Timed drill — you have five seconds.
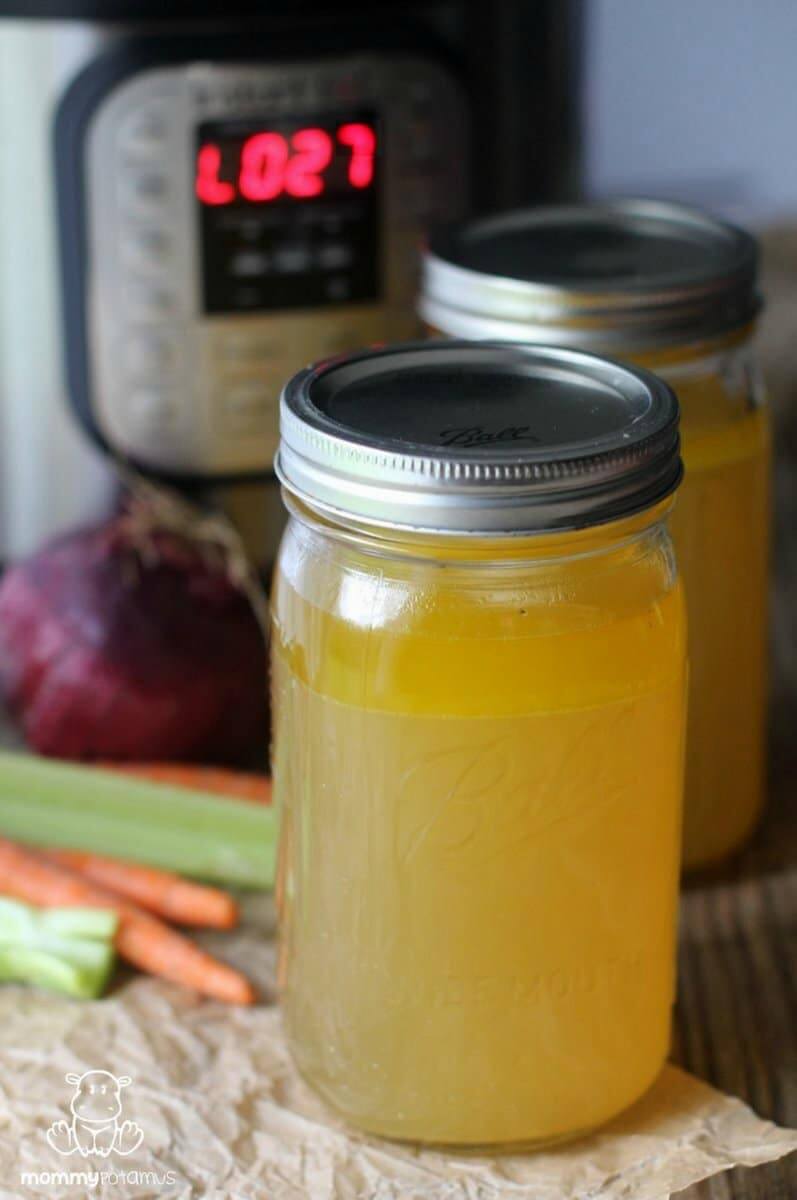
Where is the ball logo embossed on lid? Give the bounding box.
[276,341,682,535]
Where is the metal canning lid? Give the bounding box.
[421,200,761,351]
[276,341,682,535]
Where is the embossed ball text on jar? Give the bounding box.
[421,202,770,869]
[271,342,687,1148]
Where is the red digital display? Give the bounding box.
[196,121,376,206]
[197,112,380,314]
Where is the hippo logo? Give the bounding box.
[45,1070,144,1158]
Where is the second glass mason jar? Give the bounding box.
[272,341,687,1148]
[420,201,770,869]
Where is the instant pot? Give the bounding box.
[0,1,581,560]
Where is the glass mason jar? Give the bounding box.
[420,201,770,870]
[272,342,687,1148]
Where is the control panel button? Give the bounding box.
[317,243,352,271]
[125,282,178,321]
[128,387,181,436]
[231,251,271,278]
[122,227,171,273]
[273,245,311,274]
[119,169,170,216]
[125,331,177,378]
[118,101,169,156]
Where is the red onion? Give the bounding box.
[0,517,268,762]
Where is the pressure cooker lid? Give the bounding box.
[0,0,423,16]
[277,340,682,535]
[0,1,250,15]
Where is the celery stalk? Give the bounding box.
[0,752,276,888]
[0,945,116,998]
[37,907,119,940]
[0,898,118,942]
[0,897,117,998]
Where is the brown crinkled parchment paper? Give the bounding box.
[0,894,794,1200]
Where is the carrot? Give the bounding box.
[0,839,254,1004]
[41,849,239,930]
[102,763,272,805]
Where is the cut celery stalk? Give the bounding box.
[37,907,119,941]
[0,752,276,889]
[0,944,115,999]
[19,933,113,970]
[0,898,118,942]
[0,897,118,998]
